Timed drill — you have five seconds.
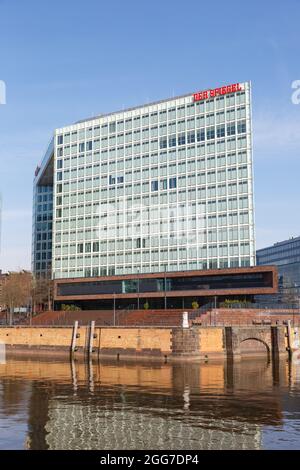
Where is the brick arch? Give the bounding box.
[229,327,273,357]
[239,337,270,356]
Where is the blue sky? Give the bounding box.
[0,0,300,271]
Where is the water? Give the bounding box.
[0,356,299,450]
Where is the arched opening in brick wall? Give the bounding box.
[240,338,270,357]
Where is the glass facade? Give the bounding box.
[33,82,255,280]
[32,139,54,278]
[57,273,271,297]
[257,236,300,301]
[32,185,53,276]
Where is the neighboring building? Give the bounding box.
[32,140,54,278]
[257,236,300,304]
[33,81,278,309]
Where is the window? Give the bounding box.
[206,127,215,140]
[150,112,158,124]
[160,137,168,149]
[237,120,246,134]
[177,106,185,118]
[178,133,186,145]
[169,135,176,147]
[197,129,205,142]
[151,180,158,191]
[216,125,225,138]
[161,179,168,190]
[169,177,177,189]
[187,131,195,144]
[109,122,116,133]
[159,110,167,121]
[93,242,99,252]
[227,123,236,136]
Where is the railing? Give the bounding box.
[188,302,213,321]
[2,306,209,327]
[219,302,300,310]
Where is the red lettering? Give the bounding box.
[194,83,243,102]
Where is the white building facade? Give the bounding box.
[33,81,255,280]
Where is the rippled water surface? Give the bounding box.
[0,356,299,450]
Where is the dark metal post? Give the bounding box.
[137,268,140,310]
[113,292,116,326]
[164,266,167,310]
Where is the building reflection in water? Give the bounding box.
[0,355,298,450]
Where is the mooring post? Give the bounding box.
[287,320,292,359]
[182,311,189,328]
[287,320,300,360]
[88,321,96,357]
[71,321,79,357]
[0,341,5,364]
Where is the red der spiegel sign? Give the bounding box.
[193,83,243,102]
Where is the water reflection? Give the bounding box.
[0,356,299,450]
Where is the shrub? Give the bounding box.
[220,298,250,308]
[61,304,80,311]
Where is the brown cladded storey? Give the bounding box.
[53,265,278,303]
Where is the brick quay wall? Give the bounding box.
[0,325,292,361]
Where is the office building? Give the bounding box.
[257,236,300,304]
[33,81,277,309]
